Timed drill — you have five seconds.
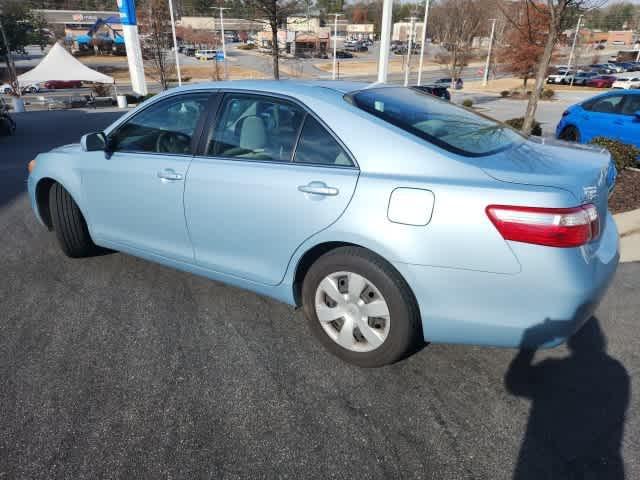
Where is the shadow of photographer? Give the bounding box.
[505,317,630,480]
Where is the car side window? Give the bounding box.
[620,95,640,116]
[585,95,624,114]
[206,94,305,162]
[109,94,209,154]
[293,116,353,167]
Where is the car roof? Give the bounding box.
[169,79,372,97]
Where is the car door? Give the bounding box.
[578,93,625,142]
[616,94,640,149]
[82,92,211,262]
[184,92,359,286]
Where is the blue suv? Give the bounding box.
[556,91,640,152]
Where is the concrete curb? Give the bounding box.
[614,208,640,263]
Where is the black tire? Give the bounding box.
[302,246,422,367]
[559,125,580,142]
[49,182,97,258]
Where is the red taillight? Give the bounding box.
[486,204,600,248]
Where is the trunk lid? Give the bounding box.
[479,138,615,236]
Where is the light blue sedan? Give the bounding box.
[27,81,619,366]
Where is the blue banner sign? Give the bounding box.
[116,0,137,26]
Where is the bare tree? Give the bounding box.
[242,0,302,79]
[139,0,176,90]
[502,0,604,134]
[430,0,488,83]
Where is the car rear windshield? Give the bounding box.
[346,87,525,157]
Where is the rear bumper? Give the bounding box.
[395,212,619,348]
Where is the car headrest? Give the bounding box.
[239,115,266,151]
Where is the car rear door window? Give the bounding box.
[293,116,353,167]
[206,94,305,162]
[109,94,209,154]
[620,95,640,115]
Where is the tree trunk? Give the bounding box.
[522,21,557,135]
[271,21,280,80]
[523,76,528,89]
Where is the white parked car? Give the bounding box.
[195,49,217,60]
[612,76,640,89]
[1,83,41,94]
[547,71,575,84]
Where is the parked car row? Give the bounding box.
[1,80,84,94]
[547,62,640,86]
[1,83,41,94]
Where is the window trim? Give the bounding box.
[196,89,359,170]
[106,92,214,157]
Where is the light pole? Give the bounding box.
[567,14,583,87]
[416,0,430,86]
[331,13,343,80]
[211,6,230,79]
[377,0,393,83]
[482,18,496,87]
[404,17,416,86]
[168,0,182,86]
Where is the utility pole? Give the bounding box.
[416,0,430,86]
[168,0,182,86]
[567,14,583,88]
[211,6,230,79]
[377,0,393,83]
[331,13,343,80]
[404,17,416,86]
[482,18,496,87]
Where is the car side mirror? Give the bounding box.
[635,111,640,121]
[81,132,107,152]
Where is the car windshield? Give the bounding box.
[346,87,525,157]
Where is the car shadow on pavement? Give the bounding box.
[0,109,125,211]
[505,317,629,480]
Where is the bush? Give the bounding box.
[462,98,473,108]
[500,90,510,98]
[589,137,640,171]
[238,43,256,50]
[504,117,543,137]
[540,88,555,100]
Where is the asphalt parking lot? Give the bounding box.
[1,109,639,479]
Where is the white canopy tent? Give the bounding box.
[18,42,114,86]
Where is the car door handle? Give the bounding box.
[157,169,183,181]
[298,182,339,196]
[613,120,624,125]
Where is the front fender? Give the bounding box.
[29,152,91,232]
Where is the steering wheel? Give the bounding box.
[156,131,191,154]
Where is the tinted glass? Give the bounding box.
[347,87,524,157]
[587,95,624,114]
[294,116,352,166]
[207,94,305,161]
[110,94,209,154]
[621,94,640,115]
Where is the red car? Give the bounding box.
[586,75,617,88]
[43,80,83,89]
